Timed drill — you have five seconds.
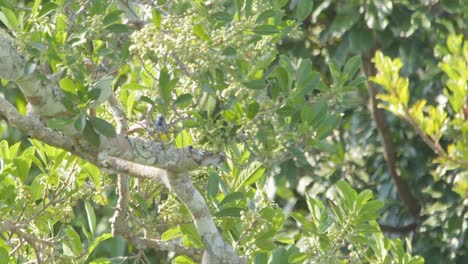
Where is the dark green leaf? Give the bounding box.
[102,10,124,26]
[74,114,86,133]
[207,172,219,198]
[89,117,116,137]
[104,24,129,33]
[343,55,362,78]
[256,9,280,23]
[295,0,313,21]
[83,120,100,146]
[297,60,320,92]
[214,207,243,217]
[159,67,171,103]
[222,46,237,56]
[246,101,259,120]
[243,79,266,90]
[253,24,279,35]
[276,105,296,116]
[175,94,193,108]
[275,66,290,91]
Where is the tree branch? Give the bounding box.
[379,223,418,234]
[110,173,204,261]
[108,94,129,134]
[362,53,421,219]
[98,155,244,263]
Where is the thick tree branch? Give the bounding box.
[110,173,204,261]
[98,155,244,263]
[108,94,129,134]
[362,53,421,219]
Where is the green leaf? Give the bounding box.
[47,117,74,129]
[246,101,259,120]
[159,67,171,103]
[219,192,245,207]
[289,252,307,263]
[315,113,339,139]
[37,2,58,17]
[277,236,295,244]
[63,227,83,257]
[271,247,288,264]
[193,23,211,42]
[336,180,357,208]
[83,120,100,146]
[276,105,297,116]
[175,129,193,148]
[152,9,162,29]
[103,10,124,26]
[0,7,18,31]
[0,247,10,263]
[60,77,77,93]
[260,207,285,230]
[161,227,183,241]
[175,93,193,108]
[180,224,202,246]
[214,207,243,217]
[104,24,128,33]
[89,116,116,137]
[343,55,362,78]
[81,162,101,190]
[199,93,218,117]
[255,237,276,251]
[297,60,319,92]
[235,161,265,190]
[172,255,197,264]
[253,24,279,35]
[275,66,290,91]
[13,150,34,181]
[295,0,313,21]
[222,46,237,56]
[74,113,86,133]
[84,200,96,237]
[276,0,288,7]
[207,172,219,198]
[121,83,148,90]
[243,79,266,90]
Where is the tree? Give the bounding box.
[0,0,460,263]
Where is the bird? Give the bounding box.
[154,114,169,142]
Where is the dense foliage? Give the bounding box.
[0,0,466,263]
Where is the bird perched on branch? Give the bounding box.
[154,114,169,142]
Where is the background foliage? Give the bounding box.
[0,0,466,263]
